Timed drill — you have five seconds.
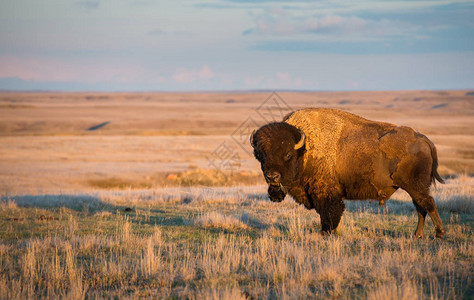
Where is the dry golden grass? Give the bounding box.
[194,211,249,230]
[0,176,472,299]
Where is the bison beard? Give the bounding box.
[251,108,446,238]
[268,184,286,202]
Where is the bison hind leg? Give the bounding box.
[392,153,445,238]
[410,191,445,239]
[320,198,345,235]
[412,200,427,239]
[394,177,445,239]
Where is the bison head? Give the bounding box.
[250,122,305,202]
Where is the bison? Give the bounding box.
[250,108,445,238]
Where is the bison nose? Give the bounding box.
[265,171,281,184]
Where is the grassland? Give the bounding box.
[1,176,472,298]
[0,90,473,298]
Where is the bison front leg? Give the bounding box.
[268,184,286,202]
[319,198,345,235]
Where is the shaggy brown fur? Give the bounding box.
[251,108,445,238]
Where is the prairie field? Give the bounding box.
[0,90,473,299]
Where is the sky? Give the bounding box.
[0,0,473,91]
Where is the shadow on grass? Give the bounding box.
[1,194,194,231]
[2,194,114,213]
[244,192,268,202]
[357,226,405,239]
[344,199,414,215]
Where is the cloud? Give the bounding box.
[276,71,291,83]
[0,54,166,85]
[148,29,165,35]
[243,8,420,40]
[129,0,154,6]
[227,0,473,16]
[0,55,75,82]
[249,40,424,54]
[172,65,214,83]
[242,28,254,35]
[75,1,100,10]
[304,15,367,35]
[226,0,312,2]
[243,72,310,89]
[198,65,214,79]
[172,69,193,83]
[193,3,239,9]
[148,29,192,37]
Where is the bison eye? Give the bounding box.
[254,151,263,162]
[285,153,292,161]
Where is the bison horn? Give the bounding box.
[250,130,256,147]
[294,130,305,150]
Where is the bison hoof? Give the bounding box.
[413,233,424,239]
[435,228,445,239]
[321,230,332,236]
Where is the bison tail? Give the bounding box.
[420,134,445,185]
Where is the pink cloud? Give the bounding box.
[198,65,214,79]
[0,55,77,82]
[247,9,417,39]
[172,68,196,83]
[276,72,291,83]
[244,72,311,89]
[0,54,165,85]
[172,65,214,83]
